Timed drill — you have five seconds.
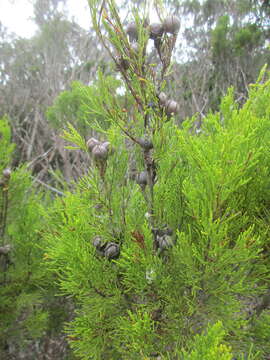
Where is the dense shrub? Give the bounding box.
[42,5,270,353]
[0,116,70,358]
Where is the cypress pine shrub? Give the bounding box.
[43,1,270,359]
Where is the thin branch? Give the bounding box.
[32,177,65,196]
[0,182,9,240]
[26,147,53,169]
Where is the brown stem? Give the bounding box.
[0,186,3,239]
[143,149,156,231]
[0,183,9,239]
[94,3,144,113]
[120,68,144,111]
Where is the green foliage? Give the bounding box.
[180,322,233,360]
[250,310,270,357]
[114,310,157,358]
[0,167,54,352]
[46,81,90,130]
[0,116,15,171]
[43,69,270,359]
[211,15,231,59]
[46,76,123,134]
[41,2,270,358]
[62,122,88,151]
[0,120,68,356]
[233,24,262,54]
[211,15,264,60]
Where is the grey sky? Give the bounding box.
[0,0,90,37]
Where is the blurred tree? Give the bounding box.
[0,0,109,185]
[160,0,270,121]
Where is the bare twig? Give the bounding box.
[27,109,39,161]
[32,177,65,196]
[26,147,53,169]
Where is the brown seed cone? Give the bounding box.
[165,99,179,116]
[149,23,164,40]
[163,16,180,35]
[126,22,138,41]
[136,171,148,186]
[158,92,167,107]
[92,144,109,160]
[87,137,100,152]
[2,168,11,179]
[104,242,120,259]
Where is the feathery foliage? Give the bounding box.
[42,0,270,358]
